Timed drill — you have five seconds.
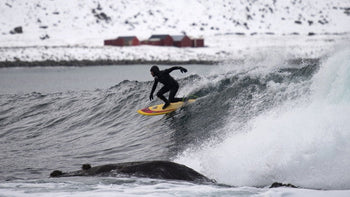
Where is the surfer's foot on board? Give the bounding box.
[162,102,170,109]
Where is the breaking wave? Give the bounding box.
[1,49,349,190]
[176,48,350,190]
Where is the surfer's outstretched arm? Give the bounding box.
[165,66,187,74]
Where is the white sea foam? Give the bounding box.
[176,48,350,190]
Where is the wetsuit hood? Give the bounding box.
[150,65,160,75]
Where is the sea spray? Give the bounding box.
[175,48,350,189]
[311,48,350,104]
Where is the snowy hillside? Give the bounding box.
[0,0,350,64]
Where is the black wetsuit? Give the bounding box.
[150,66,187,108]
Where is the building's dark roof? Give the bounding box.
[149,35,171,40]
[171,35,186,41]
[118,36,137,41]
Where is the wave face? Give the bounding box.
[176,49,350,189]
[1,50,349,190]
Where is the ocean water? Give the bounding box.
[0,49,350,196]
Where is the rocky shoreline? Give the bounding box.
[0,59,218,67]
[0,58,320,67]
[2,33,345,68]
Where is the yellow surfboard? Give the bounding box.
[137,99,195,116]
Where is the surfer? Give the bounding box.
[149,65,187,109]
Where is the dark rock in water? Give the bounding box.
[50,170,63,177]
[50,160,215,183]
[10,26,23,34]
[270,182,297,188]
[40,34,50,40]
[82,164,92,170]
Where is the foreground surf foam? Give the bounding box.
[176,48,350,189]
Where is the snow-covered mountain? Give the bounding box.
[2,0,350,45]
[0,0,349,63]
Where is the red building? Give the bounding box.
[172,35,192,47]
[143,35,173,46]
[191,38,204,47]
[104,36,140,46]
[105,34,204,48]
[140,40,161,46]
